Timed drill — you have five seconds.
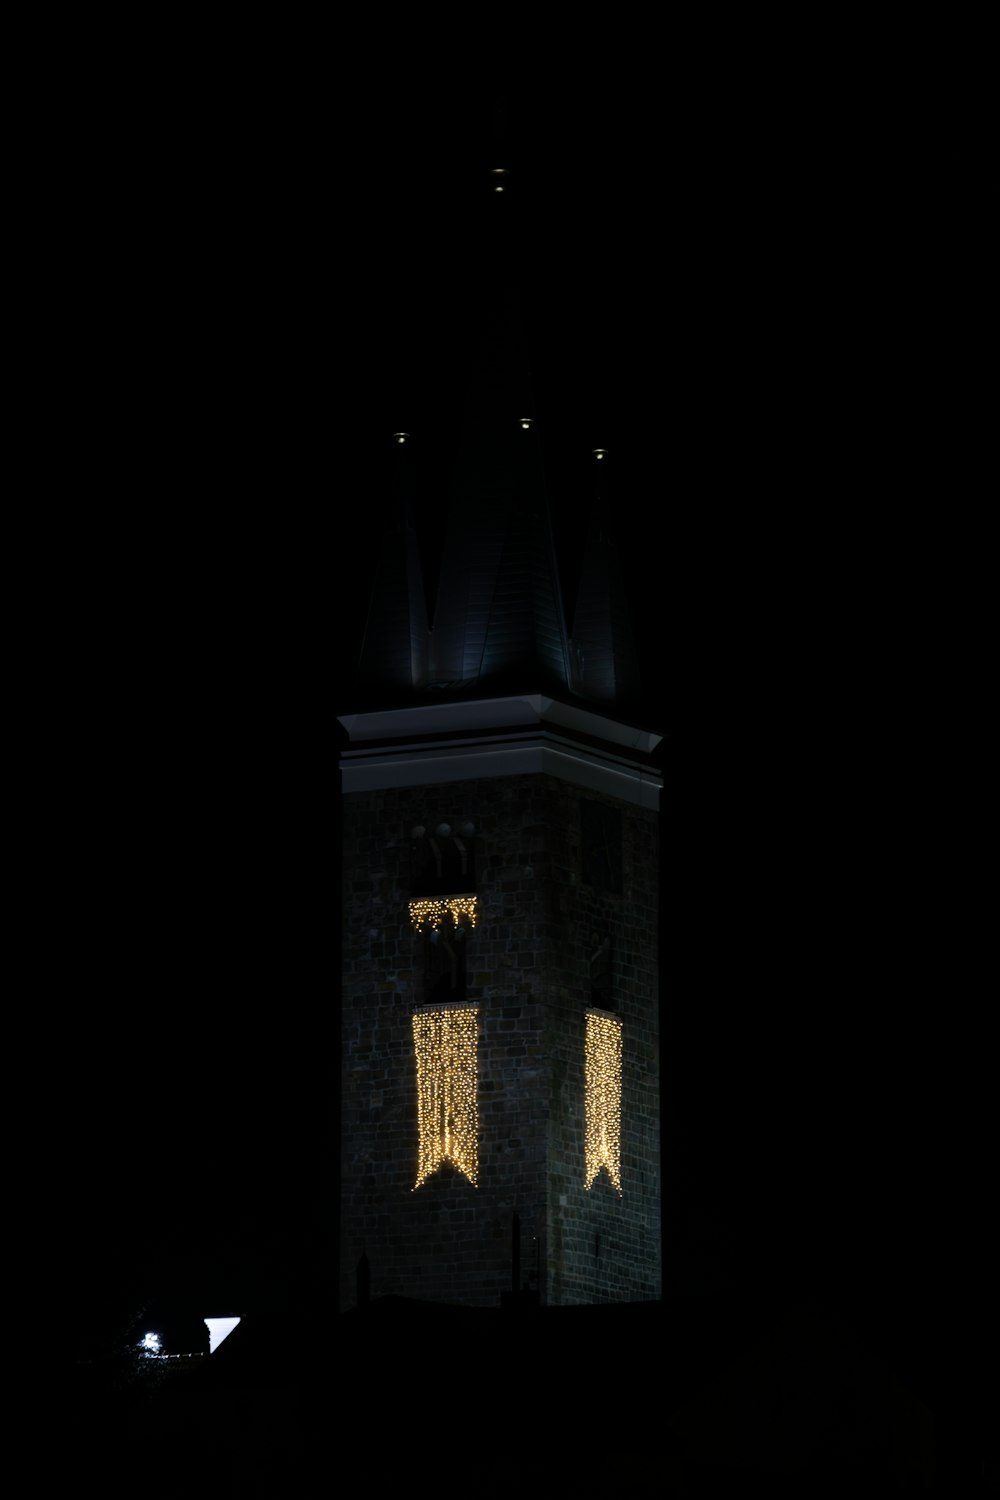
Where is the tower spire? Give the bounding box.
[427,162,572,697]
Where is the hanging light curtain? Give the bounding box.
[585,1009,623,1194]
[412,1005,480,1188]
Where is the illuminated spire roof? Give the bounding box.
[429,290,572,696]
[355,158,644,720]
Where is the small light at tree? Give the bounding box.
[140,1332,162,1354]
[585,1010,623,1194]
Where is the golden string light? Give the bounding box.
[408,896,479,934]
[585,1010,623,1194]
[412,1005,480,1189]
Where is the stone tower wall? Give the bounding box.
[340,772,660,1310]
[540,776,661,1303]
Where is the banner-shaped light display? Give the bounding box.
[412,1005,479,1188]
[585,1009,623,1194]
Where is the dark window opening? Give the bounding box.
[581,800,622,895]
[589,932,615,1012]
[424,919,469,1004]
[411,830,477,898]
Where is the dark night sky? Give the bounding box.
[63,68,989,1358]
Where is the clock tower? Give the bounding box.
[338,177,662,1310]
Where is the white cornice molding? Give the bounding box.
[338,694,663,755]
[339,710,663,810]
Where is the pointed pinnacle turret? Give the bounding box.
[570,449,642,705]
[357,432,429,694]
